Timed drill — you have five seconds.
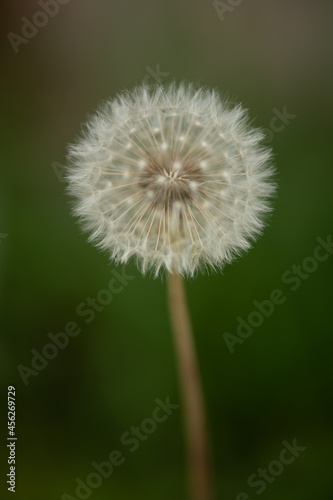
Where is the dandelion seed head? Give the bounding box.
[67,83,276,277]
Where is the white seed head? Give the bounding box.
[67,83,276,277]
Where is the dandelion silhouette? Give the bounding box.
[67,83,275,500]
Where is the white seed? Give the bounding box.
[156,175,166,184]
[146,190,154,200]
[138,159,146,169]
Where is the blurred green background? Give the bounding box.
[1,1,333,499]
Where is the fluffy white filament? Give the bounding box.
[67,83,275,277]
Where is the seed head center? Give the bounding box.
[138,155,203,209]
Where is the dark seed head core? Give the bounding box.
[138,152,204,210]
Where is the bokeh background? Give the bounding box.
[1,1,333,499]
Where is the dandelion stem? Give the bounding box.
[167,272,214,500]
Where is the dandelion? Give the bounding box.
[67,83,275,500]
[67,83,274,278]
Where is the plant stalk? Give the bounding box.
[167,272,214,500]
